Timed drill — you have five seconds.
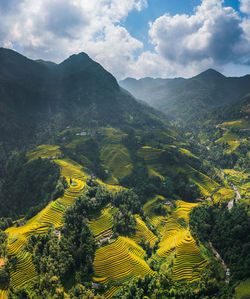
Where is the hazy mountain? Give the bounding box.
[0,48,164,149]
[120,69,250,121]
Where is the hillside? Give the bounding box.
[0,48,163,150]
[120,69,250,121]
[0,49,249,299]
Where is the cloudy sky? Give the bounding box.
[1,0,250,79]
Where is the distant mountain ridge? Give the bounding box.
[120,69,250,121]
[0,48,164,149]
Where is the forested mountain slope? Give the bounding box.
[0,48,163,150]
[0,49,249,299]
[120,69,250,121]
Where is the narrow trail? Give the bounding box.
[209,241,230,284]
[233,185,241,201]
[228,185,241,210]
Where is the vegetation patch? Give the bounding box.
[235,278,250,299]
[213,188,235,203]
[93,236,155,286]
[89,205,114,236]
[27,145,61,161]
[100,144,133,181]
[131,215,158,247]
[217,119,249,129]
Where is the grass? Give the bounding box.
[27,144,61,161]
[227,140,240,153]
[0,290,7,299]
[217,119,249,129]
[215,131,239,144]
[5,155,88,290]
[178,148,199,160]
[93,236,154,285]
[240,182,250,200]
[101,127,128,144]
[223,169,249,185]
[172,234,207,282]
[104,286,119,299]
[156,201,198,258]
[59,127,82,136]
[143,195,169,228]
[100,144,133,180]
[89,205,114,236]
[214,130,245,152]
[146,199,208,282]
[5,145,129,292]
[65,137,90,149]
[131,215,158,247]
[213,188,235,203]
[235,278,250,299]
[137,146,165,179]
[186,165,219,197]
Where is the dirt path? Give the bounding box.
[228,185,241,210]
[233,185,241,201]
[209,241,230,284]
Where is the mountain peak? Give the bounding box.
[59,52,92,67]
[195,68,226,80]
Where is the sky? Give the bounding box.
[1,0,250,80]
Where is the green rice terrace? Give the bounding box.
[0,125,249,299]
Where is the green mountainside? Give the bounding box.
[0,49,249,299]
[120,69,250,121]
[0,48,162,149]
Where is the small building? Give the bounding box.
[92,282,101,290]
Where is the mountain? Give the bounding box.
[0,49,249,299]
[120,69,250,121]
[0,48,163,149]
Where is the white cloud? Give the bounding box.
[0,0,147,78]
[0,0,250,79]
[149,0,244,65]
[240,0,250,15]
[127,0,250,79]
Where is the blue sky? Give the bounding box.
[125,0,203,49]
[124,0,240,51]
[0,0,250,79]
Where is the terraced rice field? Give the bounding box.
[100,144,133,180]
[10,251,37,288]
[143,195,168,228]
[215,131,239,144]
[240,182,250,199]
[4,155,88,293]
[137,146,165,179]
[224,169,249,186]
[89,206,114,236]
[27,144,62,161]
[4,146,127,295]
[0,290,7,299]
[143,198,207,281]
[186,165,219,197]
[217,119,249,129]
[235,278,250,299]
[55,158,87,181]
[93,236,154,285]
[101,127,128,144]
[156,201,198,258]
[213,187,235,203]
[104,286,119,299]
[178,148,199,160]
[172,235,207,282]
[131,215,158,247]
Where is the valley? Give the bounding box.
[0,49,249,299]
